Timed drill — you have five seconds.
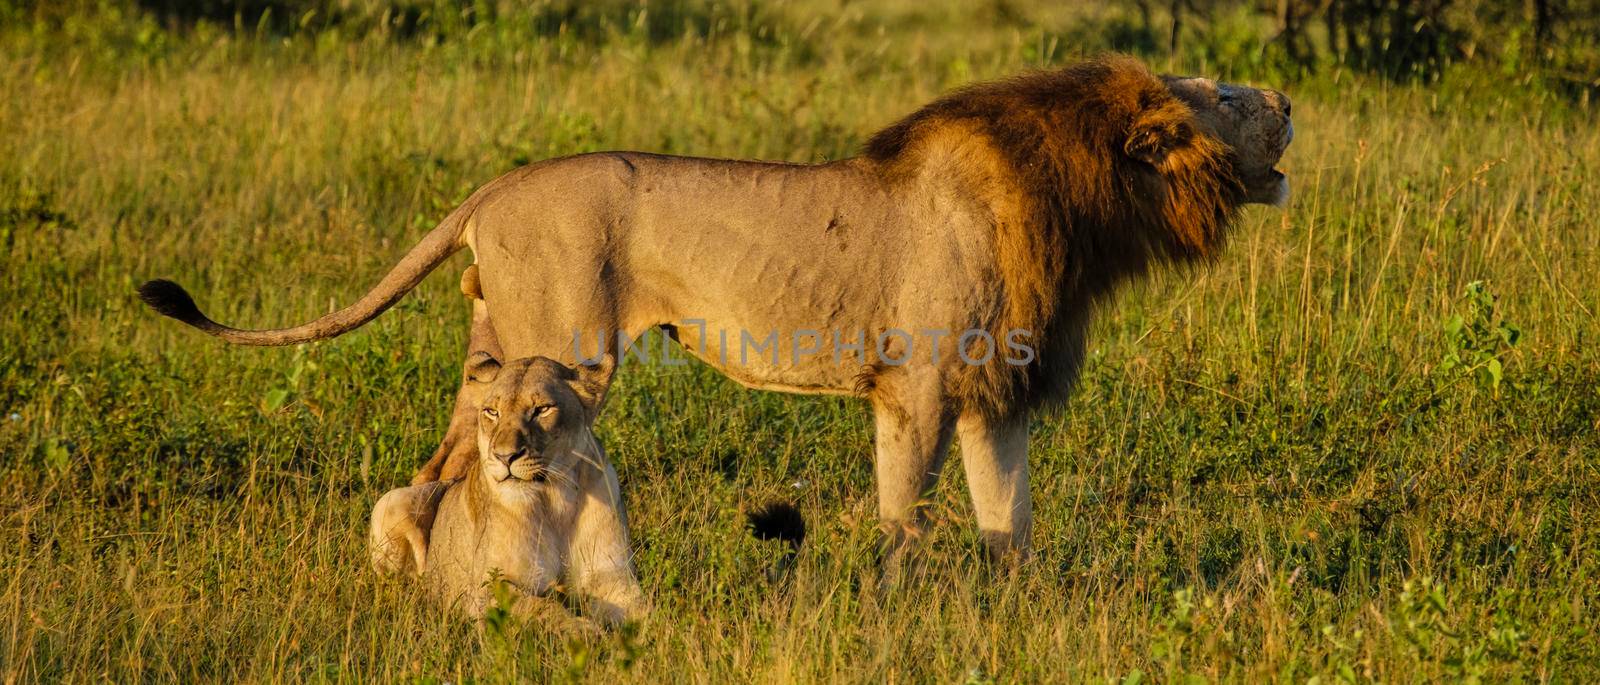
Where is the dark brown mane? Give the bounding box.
[864,56,1246,417]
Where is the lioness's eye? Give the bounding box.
[482,407,499,420]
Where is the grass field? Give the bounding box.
[2,1,1598,682]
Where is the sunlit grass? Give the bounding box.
[2,1,1597,681]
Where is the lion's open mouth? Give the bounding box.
[1257,126,1292,203]
[1273,121,1294,179]
[1265,166,1291,206]
[1244,152,1291,206]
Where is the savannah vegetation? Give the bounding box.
[2,0,1597,681]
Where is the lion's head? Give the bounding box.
[466,354,615,487]
[1162,76,1293,206]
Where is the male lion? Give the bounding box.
[370,354,646,628]
[142,57,1292,561]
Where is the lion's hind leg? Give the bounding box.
[414,296,505,485]
[868,370,957,582]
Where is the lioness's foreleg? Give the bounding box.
[870,372,957,571]
[957,411,1032,561]
[470,586,602,638]
[569,461,647,626]
[509,593,604,637]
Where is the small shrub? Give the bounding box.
[1440,281,1521,396]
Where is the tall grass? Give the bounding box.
[2,1,1597,681]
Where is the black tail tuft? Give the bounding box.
[138,279,210,328]
[746,501,806,551]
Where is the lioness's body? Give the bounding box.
[146,57,1293,561]
[426,439,640,625]
[370,356,644,627]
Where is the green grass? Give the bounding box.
[3,1,1598,681]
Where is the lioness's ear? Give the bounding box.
[568,354,616,420]
[466,351,502,384]
[1125,106,1194,167]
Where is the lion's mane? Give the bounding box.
[864,56,1247,417]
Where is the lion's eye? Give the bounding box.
[534,405,555,418]
[482,407,499,420]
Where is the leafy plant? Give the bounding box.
[1150,587,1229,683]
[1391,578,1531,682]
[481,571,516,641]
[1441,281,1521,396]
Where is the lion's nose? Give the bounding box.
[493,447,527,466]
[1269,89,1291,118]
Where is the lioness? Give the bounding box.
[144,57,1292,561]
[370,354,646,627]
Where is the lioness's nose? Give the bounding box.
[493,447,527,466]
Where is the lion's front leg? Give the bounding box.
[957,411,1032,562]
[870,372,957,579]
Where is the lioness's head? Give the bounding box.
[465,353,616,487]
[1162,76,1294,206]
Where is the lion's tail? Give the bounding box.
[139,198,477,347]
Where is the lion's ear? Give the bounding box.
[466,351,501,385]
[1125,108,1194,167]
[568,353,616,420]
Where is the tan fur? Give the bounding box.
[459,264,483,300]
[369,355,644,629]
[861,58,1289,415]
[149,57,1292,560]
[411,295,501,485]
[370,480,449,576]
